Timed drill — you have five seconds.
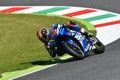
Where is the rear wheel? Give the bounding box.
[62,42,85,59]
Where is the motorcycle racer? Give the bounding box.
[37,21,93,58]
[37,27,57,57]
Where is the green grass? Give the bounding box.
[0,13,95,78]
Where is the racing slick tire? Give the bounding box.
[93,38,105,54]
[62,42,85,60]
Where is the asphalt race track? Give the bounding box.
[15,39,120,80]
[0,0,120,80]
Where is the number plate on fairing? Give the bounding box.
[75,32,85,41]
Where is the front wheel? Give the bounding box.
[93,38,105,54]
[62,42,85,60]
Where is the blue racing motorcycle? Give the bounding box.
[49,25,105,59]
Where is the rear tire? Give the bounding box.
[62,42,85,60]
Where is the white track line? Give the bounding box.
[96,24,120,45]
[90,16,120,25]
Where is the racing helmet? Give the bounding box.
[37,27,49,43]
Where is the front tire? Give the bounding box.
[93,38,105,54]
